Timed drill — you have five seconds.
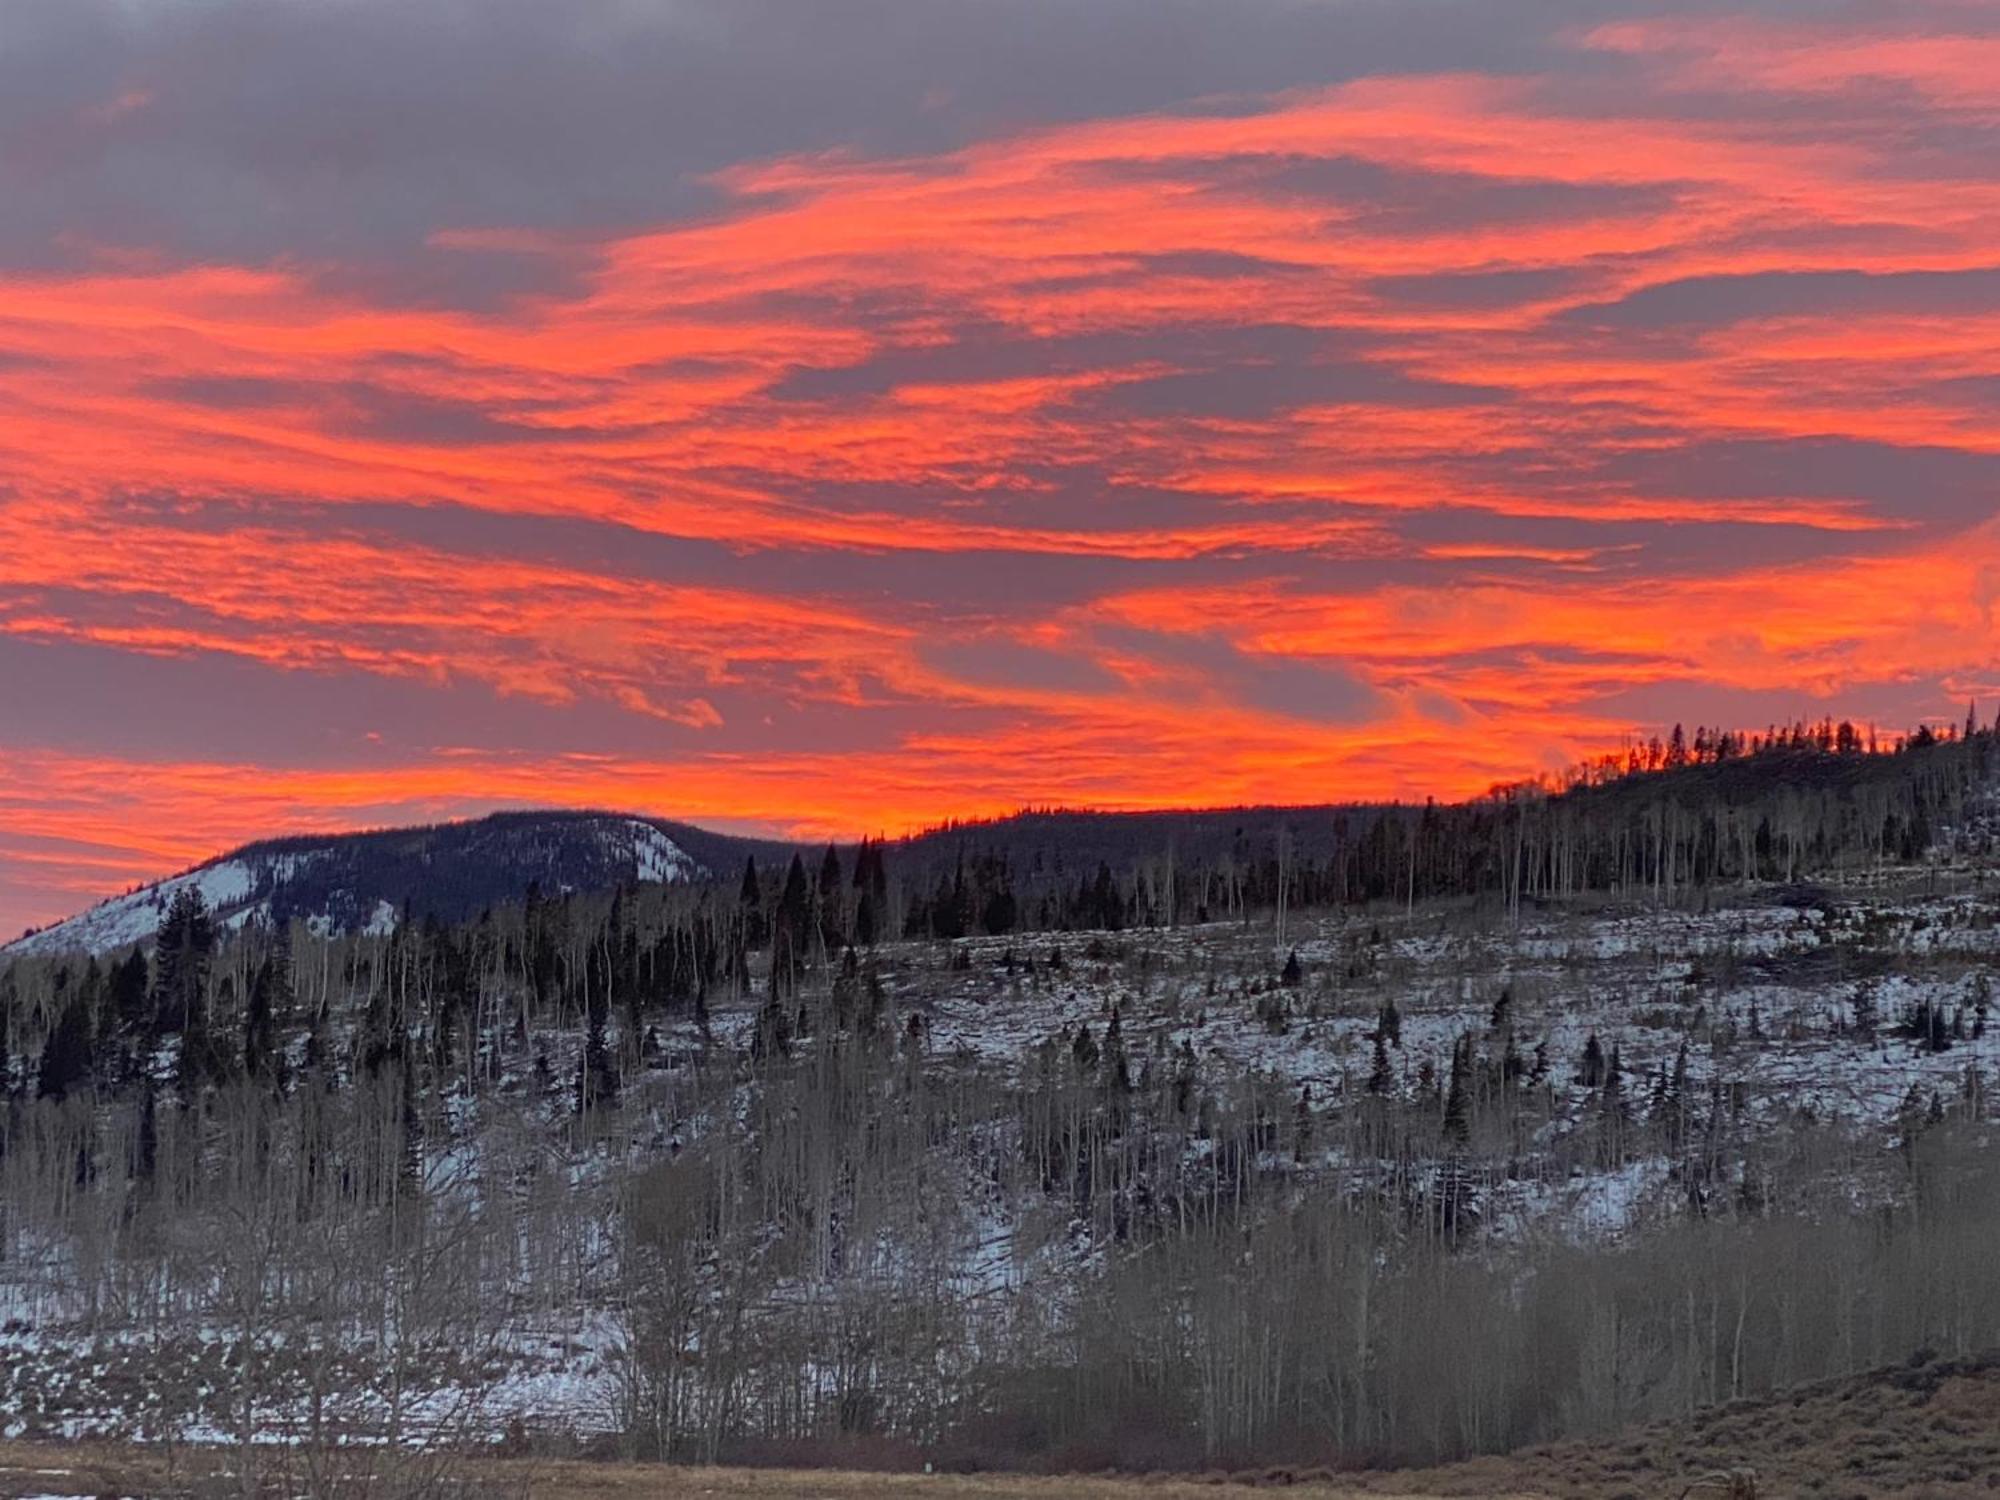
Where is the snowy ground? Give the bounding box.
[4,866,1995,1446]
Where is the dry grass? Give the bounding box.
[0,1443,1514,1500]
[1387,1350,2000,1500]
[5,1351,1996,1499]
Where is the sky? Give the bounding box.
[1,0,1997,935]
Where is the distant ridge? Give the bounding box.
[7,801,1403,956]
[12,717,1993,956]
[4,810,794,957]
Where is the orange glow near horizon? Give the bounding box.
[2,1,1998,933]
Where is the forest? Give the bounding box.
[0,716,1996,1487]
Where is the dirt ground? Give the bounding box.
[4,1350,1995,1499]
[0,1445,1502,1500]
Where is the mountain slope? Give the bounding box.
[5,811,749,956]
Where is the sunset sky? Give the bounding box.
[2,0,1997,935]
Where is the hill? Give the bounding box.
[3,811,798,957]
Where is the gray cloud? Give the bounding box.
[1567,268,2000,329]
[0,0,1702,292]
[1102,627,1388,725]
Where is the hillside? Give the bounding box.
[1393,1349,2000,1498]
[4,812,760,957]
[3,857,1998,1470]
[1,724,1996,1483]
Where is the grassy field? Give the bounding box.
[0,1445,1504,1500]
[3,1350,1996,1498]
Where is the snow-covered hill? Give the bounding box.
[6,812,709,957]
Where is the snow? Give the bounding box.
[6,854,1998,1446]
[4,858,257,958]
[628,821,695,884]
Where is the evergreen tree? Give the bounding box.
[1280,949,1303,987]
[851,839,889,947]
[1851,983,1878,1040]
[37,997,94,1102]
[816,843,845,951]
[1601,1044,1627,1116]
[150,885,214,1036]
[771,853,812,990]
[778,852,811,940]
[577,983,620,1113]
[1367,1028,1396,1095]
[243,959,279,1083]
[1103,1006,1132,1093]
[1577,1031,1606,1088]
[1070,1023,1099,1075]
[108,949,150,1033]
[1442,1035,1471,1145]
[1173,1039,1197,1114]
[1666,1041,1691,1146]
[738,857,767,949]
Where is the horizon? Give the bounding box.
[19,703,1973,937]
[4,0,1998,937]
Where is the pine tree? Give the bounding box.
[37,997,94,1102]
[816,843,845,951]
[577,984,620,1113]
[1667,1041,1691,1146]
[1367,1029,1396,1095]
[1851,983,1878,1040]
[1442,1035,1471,1145]
[243,959,278,1083]
[109,949,150,1033]
[1280,949,1303,987]
[1071,1023,1099,1075]
[738,857,767,949]
[1578,1031,1606,1088]
[771,853,812,990]
[1104,1006,1132,1093]
[1173,1039,1197,1114]
[1601,1044,1627,1116]
[151,885,215,1037]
